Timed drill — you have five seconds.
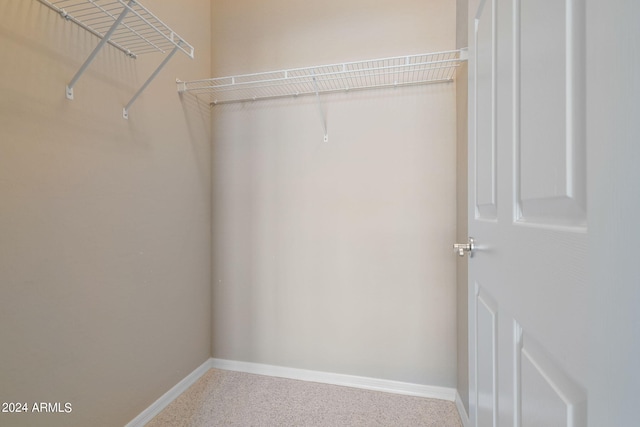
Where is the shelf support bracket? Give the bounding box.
[123,44,181,119]
[312,75,328,142]
[65,0,135,100]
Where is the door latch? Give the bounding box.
[453,237,475,258]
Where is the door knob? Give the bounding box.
[453,237,475,258]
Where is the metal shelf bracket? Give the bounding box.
[36,0,194,118]
[123,44,182,119]
[65,0,135,101]
[312,75,329,142]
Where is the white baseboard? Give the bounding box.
[126,357,462,426]
[455,390,470,427]
[124,358,214,427]
[210,358,457,402]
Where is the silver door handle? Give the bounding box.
[453,237,475,258]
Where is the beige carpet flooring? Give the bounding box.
[146,368,463,427]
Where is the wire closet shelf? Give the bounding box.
[36,0,194,118]
[177,50,464,106]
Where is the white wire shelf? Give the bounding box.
[36,0,195,118]
[177,50,464,106]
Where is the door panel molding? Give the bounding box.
[513,0,586,229]
[514,321,587,427]
[475,283,498,427]
[474,0,497,220]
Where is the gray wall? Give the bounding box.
[1,0,466,424]
[0,1,211,426]
[210,0,459,387]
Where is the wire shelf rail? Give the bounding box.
[36,0,195,118]
[177,50,465,106]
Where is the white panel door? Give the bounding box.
[467,0,588,426]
